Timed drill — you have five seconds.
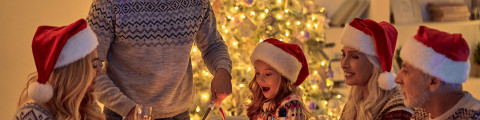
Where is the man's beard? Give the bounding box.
[404,89,429,108]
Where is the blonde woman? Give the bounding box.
[338,18,412,120]
[15,19,104,120]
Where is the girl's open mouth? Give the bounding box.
[262,87,270,92]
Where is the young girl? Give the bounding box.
[15,19,105,120]
[339,18,412,120]
[247,38,309,120]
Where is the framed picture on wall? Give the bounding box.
[391,0,423,24]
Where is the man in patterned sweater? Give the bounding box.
[395,26,480,120]
[86,0,232,119]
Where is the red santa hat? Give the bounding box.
[340,18,398,90]
[250,38,309,86]
[29,19,98,103]
[400,26,470,84]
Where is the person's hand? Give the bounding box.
[210,69,232,106]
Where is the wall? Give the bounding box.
[0,0,92,119]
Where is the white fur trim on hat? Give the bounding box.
[28,82,53,103]
[378,72,396,90]
[340,24,377,56]
[54,26,98,68]
[250,42,302,83]
[400,38,470,84]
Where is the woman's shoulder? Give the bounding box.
[15,102,55,120]
[378,89,413,120]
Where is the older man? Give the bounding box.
[394,26,480,120]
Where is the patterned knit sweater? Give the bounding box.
[15,102,55,120]
[375,89,413,120]
[86,0,232,118]
[254,94,306,120]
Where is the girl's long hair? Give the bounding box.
[18,53,104,120]
[246,76,310,119]
[340,55,397,120]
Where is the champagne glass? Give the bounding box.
[134,104,152,120]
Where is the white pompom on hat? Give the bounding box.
[29,19,98,103]
[340,18,398,90]
[400,26,470,84]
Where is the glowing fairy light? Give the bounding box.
[277,15,282,19]
[251,11,255,15]
[241,15,246,19]
[261,14,265,18]
[247,67,252,71]
[285,9,289,13]
[326,79,333,87]
[314,71,318,74]
[296,21,301,25]
[224,29,229,33]
[222,25,225,29]
[307,24,311,28]
[312,16,316,20]
[202,94,208,99]
[286,22,291,26]
[312,85,317,89]
[277,0,281,3]
[196,106,201,112]
[235,6,239,10]
[239,84,244,87]
[321,61,326,66]
[192,48,197,52]
[233,42,238,46]
[265,9,269,13]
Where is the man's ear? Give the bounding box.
[428,76,441,92]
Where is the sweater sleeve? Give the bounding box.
[194,0,232,75]
[86,0,136,116]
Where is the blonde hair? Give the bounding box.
[18,53,105,120]
[340,55,397,120]
[246,76,311,119]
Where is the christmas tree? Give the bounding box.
[188,0,345,119]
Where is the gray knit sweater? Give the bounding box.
[86,0,232,118]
